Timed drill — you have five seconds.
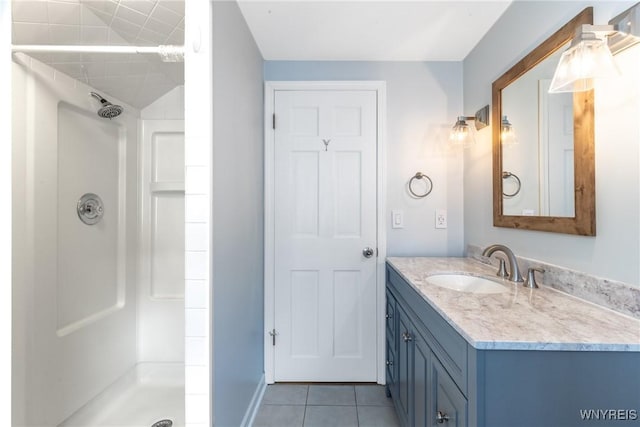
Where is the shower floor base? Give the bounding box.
[59,363,185,427]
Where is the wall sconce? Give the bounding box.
[449,105,490,146]
[549,2,640,93]
[500,115,517,146]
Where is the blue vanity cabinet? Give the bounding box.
[432,357,467,427]
[411,326,432,427]
[386,289,396,344]
[390,300,431,427]
[386,262,640,427]
[395,304,413,426]
[385,289,398,399]
[387,267,467,427]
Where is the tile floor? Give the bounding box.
[253,384,400,427]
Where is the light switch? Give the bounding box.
[392,210,404,229]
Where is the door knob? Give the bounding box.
[436,411,450,423]
[363,247,375,258]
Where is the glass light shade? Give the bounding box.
[549,37,620,93]
[449,117,475,146]
[500,116,517,145]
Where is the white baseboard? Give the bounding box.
[240,374,266,427]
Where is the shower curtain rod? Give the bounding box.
[11,44,184,61]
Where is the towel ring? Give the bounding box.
[409,172,433,198]
[502,171,521,198]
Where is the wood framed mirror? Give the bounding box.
[492,7,596,235]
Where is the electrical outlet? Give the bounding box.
[435,209,447,229]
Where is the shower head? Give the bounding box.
[90,92,123,119]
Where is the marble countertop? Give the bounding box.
[386,257,640,352]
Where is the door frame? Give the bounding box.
[263,81,387,384]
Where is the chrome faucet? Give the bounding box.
[482,244,524,283]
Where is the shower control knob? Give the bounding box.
[77,193,104,225]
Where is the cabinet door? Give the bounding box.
[386,337,396,395]
[395,304,434,427]
[412,331,431,427]
[432,357,467,427]
[386,289,396,343]
[396,304,413,427]
[385,289,398,398]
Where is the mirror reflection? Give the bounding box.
[501,44,575,217]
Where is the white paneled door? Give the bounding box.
[539,80,575,217]
[273,90,378,381]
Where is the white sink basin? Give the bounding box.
[426,274,508,294]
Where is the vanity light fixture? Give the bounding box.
[549,2,640,93]
[449,104,490,146]
[500,115,517,145]
[548,27,620,93]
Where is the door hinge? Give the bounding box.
[269,329,278,346]
[272,113,276,130]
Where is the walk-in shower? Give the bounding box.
[11,2,186,425]
[12,54,186,426]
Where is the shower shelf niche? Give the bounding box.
[150,182,185,193]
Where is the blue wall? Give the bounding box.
[462,1,640,285]
[266,61,466,256]
[212,2,265,425]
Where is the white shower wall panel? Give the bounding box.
[138,119,185,363]
[152,193,185,298]
[11,54,139,427]
[57,104,125,333]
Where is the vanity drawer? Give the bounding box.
[387,265,468,395]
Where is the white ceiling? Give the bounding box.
[237,1,513,61]
[12,1,512,108]
[12,0,184,109]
